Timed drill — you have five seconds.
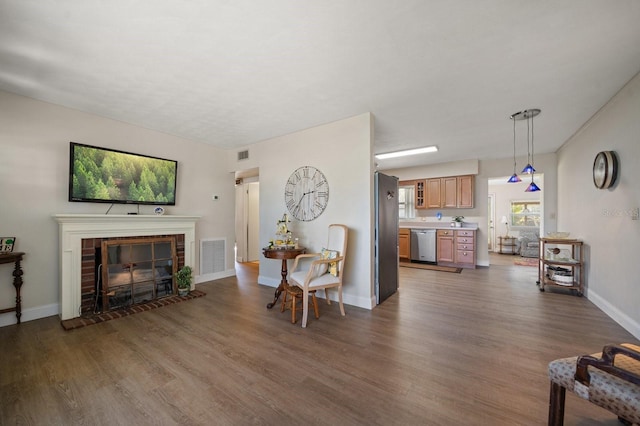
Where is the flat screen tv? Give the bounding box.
[69,142,177,206]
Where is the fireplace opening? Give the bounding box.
[81,234,185,315]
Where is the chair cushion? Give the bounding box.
[290,270,339,289]
[548,344,640,422]
[321,248,339,276]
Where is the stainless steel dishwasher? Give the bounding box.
[410,229,436,263]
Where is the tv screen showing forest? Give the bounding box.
[69,142,177,205]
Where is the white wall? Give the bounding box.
[0,90,236,326]
[557,72,640,339]
[228,113,376,309]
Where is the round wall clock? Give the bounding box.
[592,151,618,189]
[284,166,329,221]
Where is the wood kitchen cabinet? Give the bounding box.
[455,229,476,267]
[437,228,476,268]
[399,228,410,260]
[426,178,443,208]
[426,175,474,209]
[436,229,455,263]
[456,175,474,208]
[415,179,426,209]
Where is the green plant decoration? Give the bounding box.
[175,265,193,290]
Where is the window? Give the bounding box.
[398,185,415,219]
[510,200,540,228]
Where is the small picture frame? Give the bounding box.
[0,237,16,253]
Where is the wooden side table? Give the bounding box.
[0,252,25,324]
[262,247,306,309]
[498,236,518,255]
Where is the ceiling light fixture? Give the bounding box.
[375,146,438,160]
[512,109,540,174]
[507,114,521,183]
[511,109,541,192]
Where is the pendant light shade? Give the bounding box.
[510,109,542,192]
[508,174,522,183]
[525,181,541,192]
[521,163,535,174]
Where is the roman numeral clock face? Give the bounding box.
[284,166,329,221]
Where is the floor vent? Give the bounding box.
[200,238,226,275]
[237,150,249,161]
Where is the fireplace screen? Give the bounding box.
[101,237,177,311]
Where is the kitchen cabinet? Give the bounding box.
[426,175,474,209]
[537,238,584,296]
[426,178,441,208]
[399,228,410,260]
[415,179,426,209]
[437,228,476,268]
[455,229,475,267]
[436,229,455,263]
[456,175,474,208]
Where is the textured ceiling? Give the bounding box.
[1,0,639,170]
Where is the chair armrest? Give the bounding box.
[575,344,640,386]
[297,256,345,283]
[290,253,321,272]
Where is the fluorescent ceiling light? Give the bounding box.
[375,146,438,160]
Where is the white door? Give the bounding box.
[247,182,260,262]
[488,193,495,251]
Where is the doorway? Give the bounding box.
[487,193,495,251]
[487,174,543,255]
[234,169,260,264]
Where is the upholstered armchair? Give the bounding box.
[288,224,348,328]
[548,343,640,425]
[518,230,540,258]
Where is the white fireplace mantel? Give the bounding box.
[54,214,199,320]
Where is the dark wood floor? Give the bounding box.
[1,257,637,425]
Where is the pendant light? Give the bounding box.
[511,108,541,192]
[525,177,541,192]
[507,113,521,183]
[517,109,540,174]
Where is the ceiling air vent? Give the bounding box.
[237,150,249,161]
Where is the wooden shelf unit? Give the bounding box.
[536,238,584,296]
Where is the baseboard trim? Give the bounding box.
[0,303,59,327]
[588,289,640,340]
[196,268,236,284]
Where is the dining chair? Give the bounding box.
[288,224,348,328]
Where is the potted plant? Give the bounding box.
[451,216,465,228]
[175,265,192,296]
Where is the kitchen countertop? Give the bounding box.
[400,221,479,230]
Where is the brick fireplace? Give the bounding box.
[54,214,199,320]
[80,234,185,314]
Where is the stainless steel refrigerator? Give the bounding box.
[375,172,399,305]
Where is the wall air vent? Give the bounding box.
[237,150,249,161]
[200,238,226,276]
